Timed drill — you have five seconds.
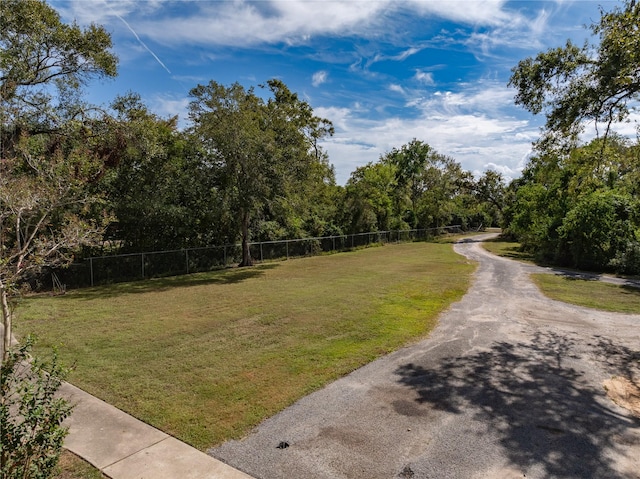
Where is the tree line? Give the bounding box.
[2,2,640,474]
[0,1,504,355]
[4,0,640,356]
[505,0,640,274]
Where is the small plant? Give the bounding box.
[1,337,73,479]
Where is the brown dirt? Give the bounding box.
[604,376,640,418]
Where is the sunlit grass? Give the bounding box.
[531,274,640,314]
[15,241,474,450]
[482,236,640,314]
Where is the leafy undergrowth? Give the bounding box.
[15,241,474,450]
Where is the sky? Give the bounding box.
[48,0,622,185]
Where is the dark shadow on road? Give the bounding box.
[395,331,640,478]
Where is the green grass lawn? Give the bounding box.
[15,241,474,450]
[481,237,537,263]
[483,236,640,314]
[530,274,640,314]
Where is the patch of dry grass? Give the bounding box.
[54,451,105,479]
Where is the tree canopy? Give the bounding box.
[506,1,640,274]
[188,79,334,266]
[0,0,118,359]
[509,0,640,145]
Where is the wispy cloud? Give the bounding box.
[312,70,328,87]
[414,71,435,86]
[151,94,190,122]
[317,81,537,184]
[55,0,533,49]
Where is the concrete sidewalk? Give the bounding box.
[60,382,253,479]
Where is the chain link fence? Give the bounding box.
[58,226,462,289]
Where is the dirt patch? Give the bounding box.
[604,376,640,418]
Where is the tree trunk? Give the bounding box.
[239,208,253,267]
[1,280,13,363]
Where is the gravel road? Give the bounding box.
[210,234,640,479]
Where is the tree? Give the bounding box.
[507,0,640,273]
[0,0,117,360]
[504,136,640,271]
[474,170,507,227]
[1,0,117,142]
[0,117,107,360]
[509,0,640,146]
[98,94,224,253]
[382,139,433,226]
[343,161,399,233]
[188,80,333,266]
[558,189,638,270]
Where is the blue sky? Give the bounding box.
[49,0,621,185]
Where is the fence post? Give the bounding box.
[141,253,145,279]
[286,241,289,259]
[185,250,189,274]
[224,245,227,266]
[89,258,94,287]
[260,243,263,262]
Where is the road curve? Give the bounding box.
[210,234,640,479]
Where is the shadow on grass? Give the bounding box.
[395,331,639,478]
[546,271,640,291]
[622,284,640,295]
[32,264,280,301]
[481,237,538,262]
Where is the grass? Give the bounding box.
[54,451,105,479]
[14,241,474,450]
[530,274,640,314]
[483,236,640,314]
[481,236,537,263]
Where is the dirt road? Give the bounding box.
[210,234,640,478]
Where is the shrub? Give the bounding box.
[1,337,73,479]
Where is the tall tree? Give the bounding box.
[0,0,117,138]
[0,0,117,360]
[343,161,399,233]
[188,80,333,266]
[382,139,433,226]
[99,93,223,252]
[507,0,640,273]
[509,0,640,146]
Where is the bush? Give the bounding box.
[1,338,73,479]
[609,240,640,275]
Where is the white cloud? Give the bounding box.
[312,70,328,87]
[317,82,538,185]
[414,71,435,86]
[54,0,536,49]
[151,94,190,124]
[407,0,513,26]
